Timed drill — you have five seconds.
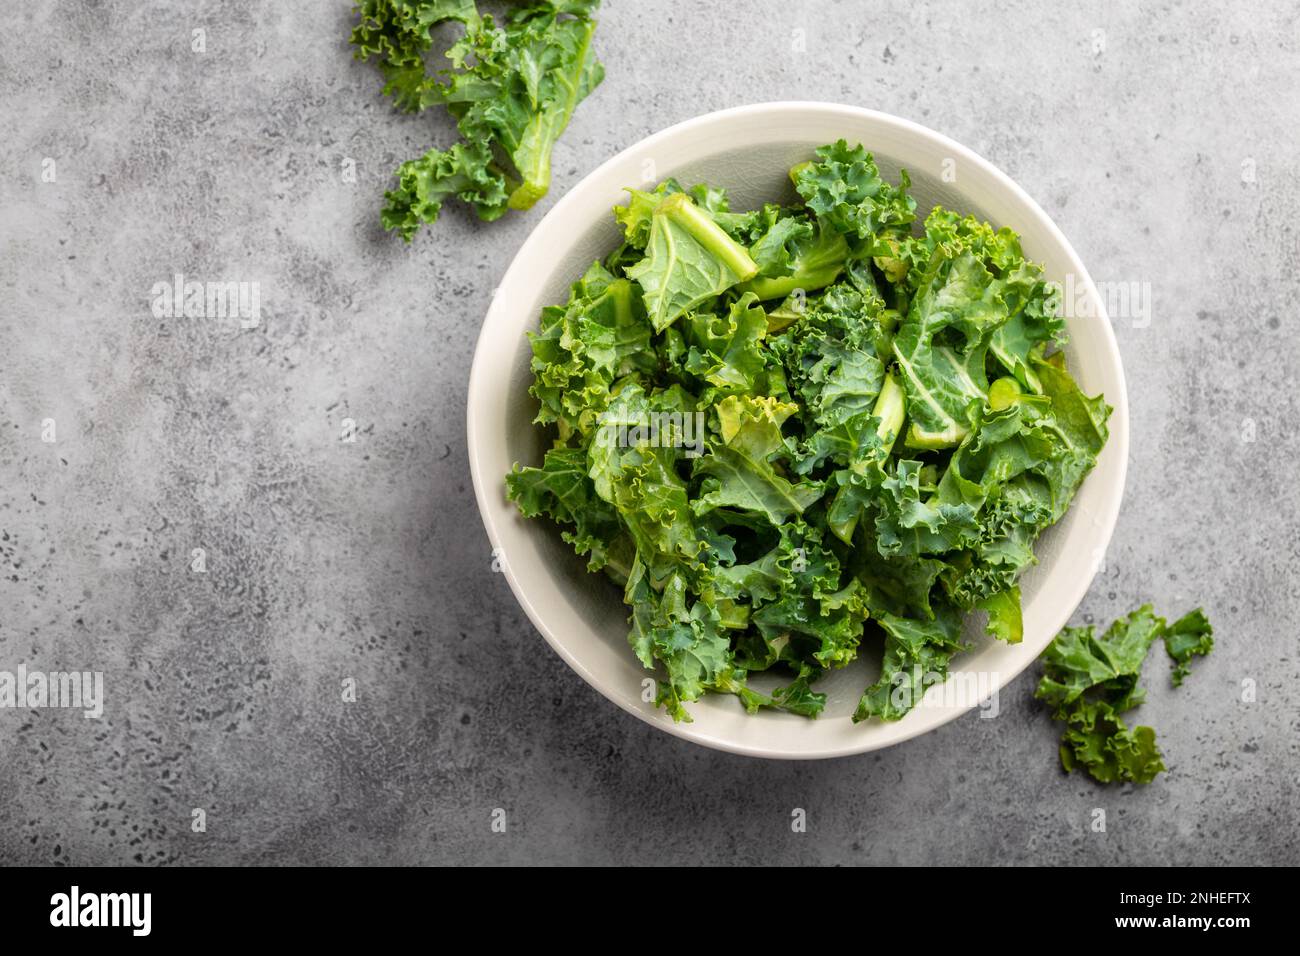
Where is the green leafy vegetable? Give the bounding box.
[508,142,1112,725]
[1163,608,1215,687]
[791,140,916,240]
[625,191,759,330]
[352,1,604,239]
[1037,606,1215,784]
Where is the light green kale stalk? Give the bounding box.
[508,141,1112,724]
[1037,606,1214,784]
[351,1,604,239]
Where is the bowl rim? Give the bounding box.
[467,101,1129,760]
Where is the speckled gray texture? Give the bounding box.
[0,0,1296,867]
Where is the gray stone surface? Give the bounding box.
[1,0,1296,866]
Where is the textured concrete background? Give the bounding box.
[1,1,1297,866]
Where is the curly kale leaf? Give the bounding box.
[891,249,1003,448]
[1037,606,1215,784]
[522,261,653,440]
[353,1,604,238]
[505,446,629,575]
[622,191,759,331]
[792,139,917,241]
[681,293,770,393]
[693,395,824,524]
[436,3,603,211]
[1163,608,1214,687]
[381,139,512,235]
[853,604,963,722]
[352,0,483,112]
[741,217,849,302]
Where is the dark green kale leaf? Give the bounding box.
[1037,606,1215,784]
[352,1,604,238]
[853,604,963,722]
[791,140,917,241]
[1163,608,1214,687]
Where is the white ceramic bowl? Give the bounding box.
[467,102,1128,759]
